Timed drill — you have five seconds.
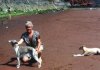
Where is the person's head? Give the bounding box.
[25,21,33,34]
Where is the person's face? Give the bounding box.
[26,26,33,34]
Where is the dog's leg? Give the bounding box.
[38,57,42,68]
[33,52,42,68]
[32,50,39,62]
[82,52,90,56]
[16,57,20,68]
[31,49,42,68]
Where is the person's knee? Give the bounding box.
[23,56,29,62]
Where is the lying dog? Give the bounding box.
[73,45,100,57]
[8,40,41,68]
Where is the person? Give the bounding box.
[17,21,43,68]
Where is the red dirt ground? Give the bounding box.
[0,8,100,70]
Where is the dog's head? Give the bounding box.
[8,40,18,47]
[79,45,86,50]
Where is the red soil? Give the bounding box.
[0,8,100,70]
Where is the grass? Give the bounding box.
[0,7,67,20]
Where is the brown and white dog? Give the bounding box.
[73,45,100,57]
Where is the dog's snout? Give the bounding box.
[8,40,11,43]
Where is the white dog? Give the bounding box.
[8,40,42,68]
[73,45,100,57]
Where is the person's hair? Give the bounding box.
[25,21,33,27]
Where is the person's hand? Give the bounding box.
[36,48,39,53]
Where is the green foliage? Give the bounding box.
[0,3,68,19]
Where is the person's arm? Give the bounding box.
[18,38,24,45]
[36,36,42,52]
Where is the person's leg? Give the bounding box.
[22,55,29,62]
[22,53,31,62]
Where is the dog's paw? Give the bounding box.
[16,65,20,68]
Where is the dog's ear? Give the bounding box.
[79,45,84,50]
[79,47,83,50]
[79,45,86,50]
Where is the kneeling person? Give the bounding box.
[18,21,44,68]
